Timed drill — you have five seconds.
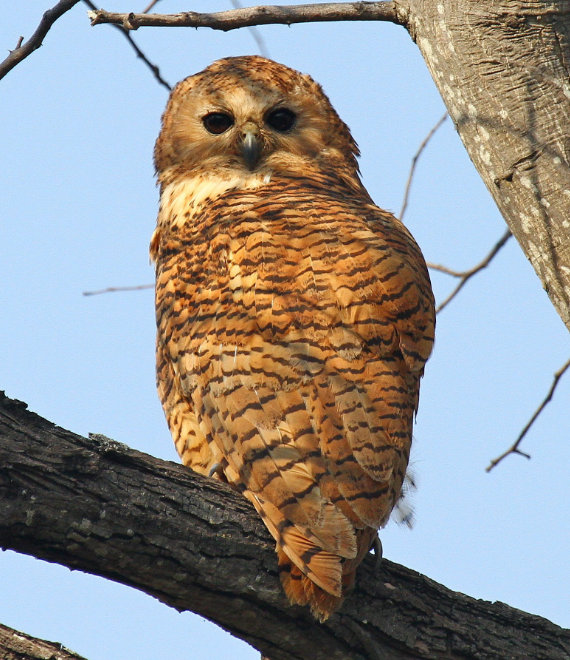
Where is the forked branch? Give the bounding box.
[0,0,80,80]
[428,229,512,313]
[486,358,570,472]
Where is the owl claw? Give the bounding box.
[208,462,221,478]
[373,536,383,569]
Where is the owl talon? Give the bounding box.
[373,536,383,569]
[208,462,221,478]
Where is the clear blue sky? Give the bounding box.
[2,3,569,658]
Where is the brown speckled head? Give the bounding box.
[154,55,360,184]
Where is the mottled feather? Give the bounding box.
[152,56,435,620]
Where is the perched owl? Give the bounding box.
[151,56,435,621]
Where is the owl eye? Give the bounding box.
[202,112,234,135]
[266,108,296,132]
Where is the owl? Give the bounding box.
[151,56,435,621]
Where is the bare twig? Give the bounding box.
[399,112,448,220]
[486,358,570,472]
[230,0,271,58]
[82,0,171,90]
[0,0,81,80]
[88,2,402,31]
[83,284,153,296]
[141,0,164,13]
[428,229,512,313]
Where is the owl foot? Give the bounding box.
[208,462,222,478]
[373,536,383,569]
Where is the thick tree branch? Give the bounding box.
[88,2,402,31]
[0,623,86,660]
[1,391,569,659]
[0,0,80,80]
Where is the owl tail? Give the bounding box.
[277,548,344,622]
[275,525,377,621]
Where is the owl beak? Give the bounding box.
[240,123,262,170]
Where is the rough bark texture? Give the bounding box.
[400,0,570,330]
[1,392,569,660]
[0,623,86,660]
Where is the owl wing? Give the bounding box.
[154,188,434,619]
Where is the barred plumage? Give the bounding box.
[152,56,435,620]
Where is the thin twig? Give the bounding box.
[486,358,570,472]
[82,0,171,90]
[230,0,271,58]
[83,284,153,296]
[428,229,512,313]
[400,112,448,220]
[88,2,402,31]
[141,0,163,13]
[0,0,81,80]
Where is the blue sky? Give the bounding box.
[2,3,569,658]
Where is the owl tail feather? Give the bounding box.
[277,548,344,622]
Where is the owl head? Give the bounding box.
[154,56,360,186]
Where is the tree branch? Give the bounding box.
[0,623,86,660]
[486,357,570,473]
[1,391,569,659]
[0,0,81,81]
[88,2,402,32]
[400,113,448,221]
[82,283,153,296]
[428,229,512,314]
[82,0,171,91]
[230,0,272,59]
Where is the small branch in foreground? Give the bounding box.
[0,622,86,660]
[486,357,570,473]
[0,0,80,80]
[400,112,448,220]
[428,229,512,313]
[88,2,402,32]
[82,283,153,296]
[82,0,171,91]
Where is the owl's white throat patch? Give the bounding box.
[161,171,272,228]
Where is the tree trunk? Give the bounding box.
[1,392,568,659]
[401,0,570,330]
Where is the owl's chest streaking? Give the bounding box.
[152,174,419,373]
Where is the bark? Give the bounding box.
[0,623,86,660]
[1,392,569,660]
[401,0,570,330]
